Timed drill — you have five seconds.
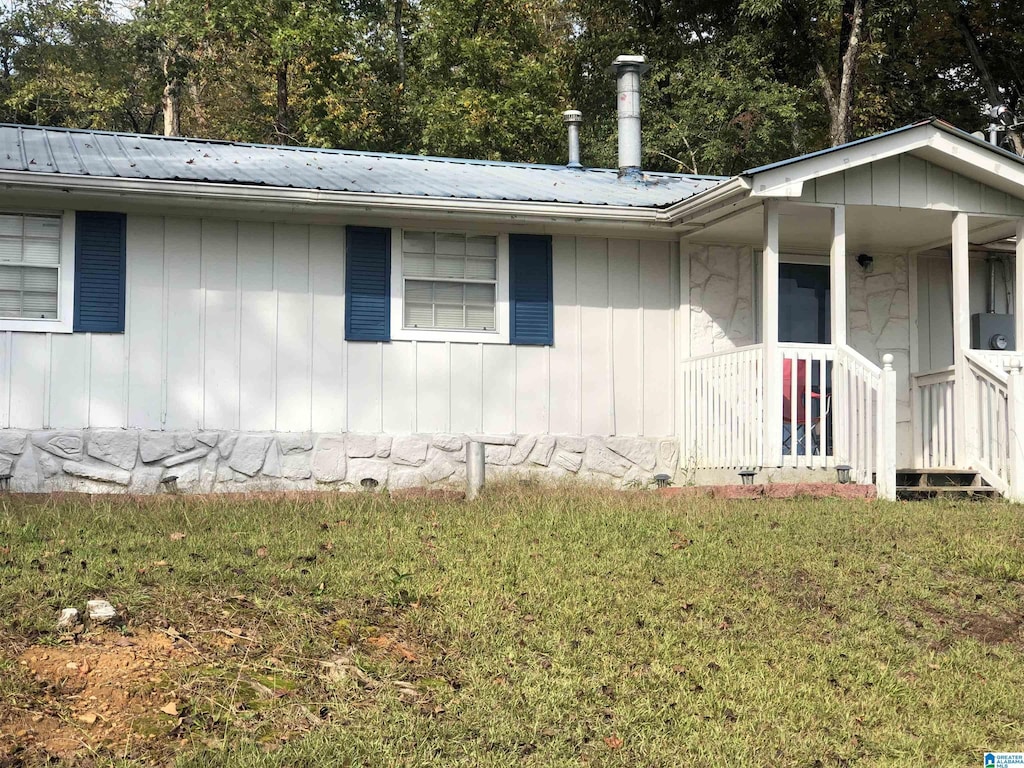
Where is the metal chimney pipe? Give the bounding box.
[609,54,649,177]
[562,110,582,168]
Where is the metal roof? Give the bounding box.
[742,118,1024,176]
[0,124,726,209]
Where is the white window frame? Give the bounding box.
[389,227,510,344]
[0,209,76,334]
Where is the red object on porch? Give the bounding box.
[782,358,823,421]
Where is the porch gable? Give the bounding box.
[798,155,1024,215]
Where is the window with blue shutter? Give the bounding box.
[509,234,553,346]
[74,211,126,333]
[345,225,391,341]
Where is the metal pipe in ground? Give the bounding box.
[466,441,485,500]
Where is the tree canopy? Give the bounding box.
[1,0,1021,174]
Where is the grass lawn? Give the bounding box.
[1,487,1024,766]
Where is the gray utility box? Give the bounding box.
[971,313,1015,350]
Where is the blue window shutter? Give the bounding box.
[345,226,391,341]
[510,234,553,345]
[74,211,126,333]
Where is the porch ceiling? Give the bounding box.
[686,203,1016,254]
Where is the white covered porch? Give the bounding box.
[674,140,1024,499]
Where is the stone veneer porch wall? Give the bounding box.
[0,429,680,494]
[688,245,913,465]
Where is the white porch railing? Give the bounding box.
[910,366,956,469]
[679,342,893,494]
[679,345,764,469]
[779,343,836,470]
[833,344,885,485]
[964,351,1010,494]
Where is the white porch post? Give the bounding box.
[763,200,782,467]
[951,212,973,468]
[1015,220,1024,350]
[1011,222,1024,500]
[830,205,849,466]
[829,205,847,347]
[876,354,898,499]
[1007,361,1024,502]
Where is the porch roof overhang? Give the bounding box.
[667,119,1024,233]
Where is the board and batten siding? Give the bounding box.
[799,155,1024,214]
[0,215,678,438]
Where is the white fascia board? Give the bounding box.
[922,132,1024,197]
[659,177,753,227]
[747,126,935,197]
[0,170,672,228]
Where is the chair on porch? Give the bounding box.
[782,358,831,455]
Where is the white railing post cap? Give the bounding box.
[882,353,894,370]
[1011,358,1023,374]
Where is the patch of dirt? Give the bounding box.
[788,569,839,617]
[918,602,1024,648]
[3,629,199,764]
[1,599,447,765]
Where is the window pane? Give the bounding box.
[24,216,60,239]
[23,238,59,265]
[403,231,434,254]
[0,265,21,290]
[433,256,465,279]
[467,235,496,257]
[0,292,20,316]
[405,302,434,328]
[405,280,433,303]
[465,257,496,280]
[465,283,495,304]
[23,267,57,293]
[435,233,465,256]
[434,304,466,329]
[23,292,57,318]
[0,216,21,237]
[466,305,495,330]
[404,253,435,278]
[0,237,21,263]
[433,282,464,304]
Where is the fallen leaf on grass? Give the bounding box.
[604,735,623,750]
[160,702,179,717]
[256,547,269,558]
[169,532,186,541]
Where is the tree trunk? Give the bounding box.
[162,51,180,137]
[275,61,289,140]
[394,0,405,84]
[189,80,207,136]
[822,0,864,147]
[950,4,1024,155]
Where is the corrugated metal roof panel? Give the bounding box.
[0,124,727,208]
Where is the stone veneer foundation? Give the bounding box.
[0,430,680,494]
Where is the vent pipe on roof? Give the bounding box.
[563,110,583,168]
[609,54,649,177]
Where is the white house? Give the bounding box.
[2,56,1024,499]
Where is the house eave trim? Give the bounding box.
[0,170,688,227]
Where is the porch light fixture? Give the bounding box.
[653,473,671,488]
[836,465,852,484]
[738,469,757,485]
[856,254,874,272]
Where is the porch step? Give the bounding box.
[895,468,1000,500]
